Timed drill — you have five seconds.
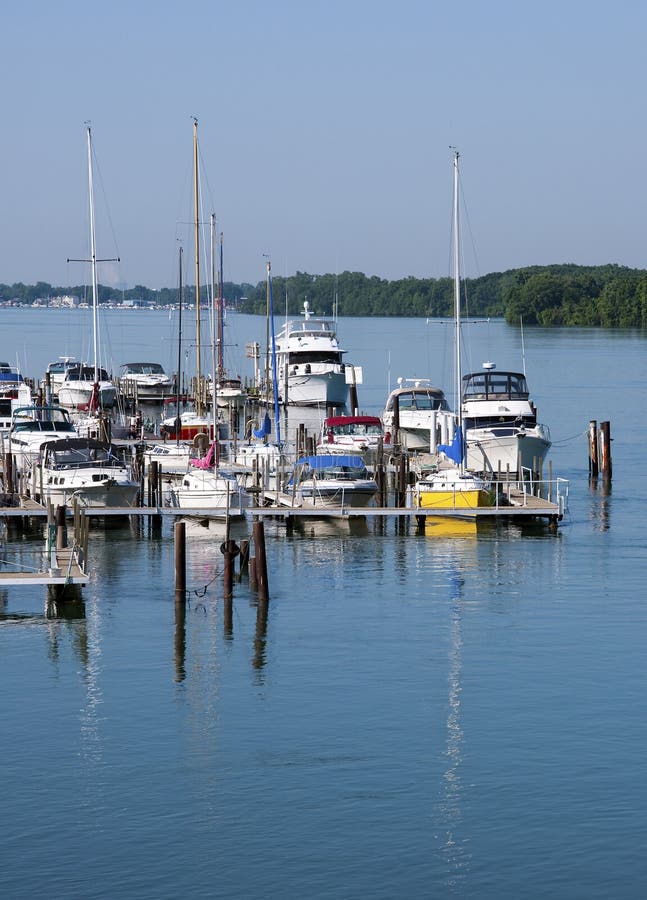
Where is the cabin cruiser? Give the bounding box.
[41,357,79,399]
[118,362,174,402]
[57,364,117,410]
[320,414,391,462]
[286,454,378,509]
[9,403,78,475]
[382,378,454,452]
[0,362,25,399]
[33,437,139,508]
[461,363,551,476]
[275,300,348,406]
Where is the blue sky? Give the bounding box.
[2,0,645,289]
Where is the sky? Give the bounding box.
[2,0,646,291]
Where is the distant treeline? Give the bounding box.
[3,264,647,327]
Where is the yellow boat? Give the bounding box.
[416,467,494,511]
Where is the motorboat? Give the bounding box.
[57,363,117,410]
[0,383,32,439]
[118,362,174,402]
[274,300,348,406]
[159,403,226,442]
[34,437,139,508]
[9,403,78,475]
[382,378,454,452]
[286,454,378,509]
[207,375,247,408]
[461,363,552,476]
[41,357,79,399]
[0,362,26,399]
[320,414,392,462]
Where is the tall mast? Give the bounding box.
[452,147,466,473]
[209,213,218,438]
[452,148,462,426]
[218,230,224,380]
[193,118,202,416]
[87,126,99,385]
[176,245,183,446]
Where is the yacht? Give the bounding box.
[382,378,454,452]
[58,363,117,410]
[35,437,139,508]
[461,363,551,476]
[9,403,78,475]
[118,362,174,402]
[274,300,348,406]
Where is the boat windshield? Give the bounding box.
[396,390,449,411]
[462,371,529,400]
[48,445,123,469]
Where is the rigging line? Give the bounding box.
[551,428,589,445]
[89,137,123,274]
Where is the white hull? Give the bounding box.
[465,427,551,475]
[295,480,377,508]
[38,479,139,509]
[284,369,348,406]
[168,469,250,517]
[58,381,117,410]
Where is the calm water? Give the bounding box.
[2,308,647,899]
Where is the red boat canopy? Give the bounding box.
[324,415,383,428]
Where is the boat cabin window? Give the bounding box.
[287,351,342,365]
[397,391,449,411]
[462,372,529,400]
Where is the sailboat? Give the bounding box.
[167,121,249,519]
[206,227,246,409]
[59,126,117,414]
[417,150,494,511]
[160,120,221,443]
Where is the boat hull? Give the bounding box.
[37,480,139,509]
[285,369,348,407]
[58,382,117,410]
[465,427,551,475]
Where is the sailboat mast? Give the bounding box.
[209,213,218,439]
[218,231,224,381]
[452,149,461,423]
[193,118,202,417]
[176,245,183,446]
[87,126,99,386]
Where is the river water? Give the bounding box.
[1,308,646,899]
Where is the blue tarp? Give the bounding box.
[296,455,366,469]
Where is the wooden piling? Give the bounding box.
[56,505,67,549]
[253,520,269,601]
[588,419,599,478]
[238,539,250,580]
[174,520,186,603]
[600,421,612,481]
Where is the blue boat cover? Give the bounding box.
[297,455,366,469]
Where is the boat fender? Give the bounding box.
[220,540,240,558]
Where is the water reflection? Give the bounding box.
[434,562,471,892]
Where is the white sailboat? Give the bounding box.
[417,150,493,511]
[167,121,249,520]
[61,126,118,414]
